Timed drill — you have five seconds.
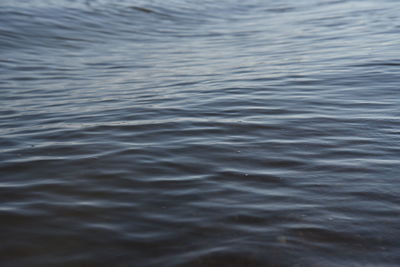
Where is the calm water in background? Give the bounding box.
[1,0,400,266]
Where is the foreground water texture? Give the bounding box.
[1,0,400,266]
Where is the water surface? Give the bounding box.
[1,0,400,266]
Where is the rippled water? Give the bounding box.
[1,0,400,266]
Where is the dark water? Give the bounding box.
[1,0,400,266]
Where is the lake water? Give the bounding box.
[1,0,399,266]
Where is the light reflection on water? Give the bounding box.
[1,0,400,266]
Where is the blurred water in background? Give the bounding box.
[1,0,400,266]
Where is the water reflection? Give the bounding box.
[1,0,400,266]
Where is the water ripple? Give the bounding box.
[1,0,400,266]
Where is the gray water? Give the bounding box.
[1,0,400,266]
